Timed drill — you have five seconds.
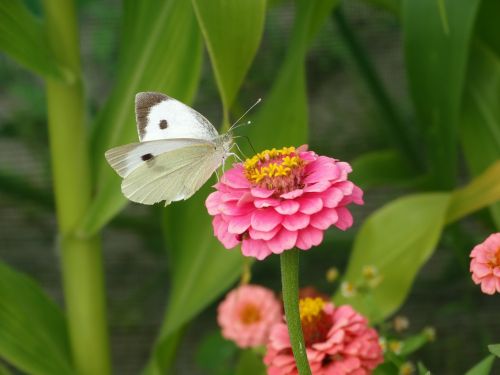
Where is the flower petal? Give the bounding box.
[322,187,344,208]
[304,180,331,193]
[249,225,281,240]
[251,208,283,231]
[237,192,254,206]
[254,198,281,208]
[282,213,310,231]
[335,181,354,195]
[298,197,323,215]
[481,276,497,295]
[304,157,339,183]
[275,200,300,215]
[296,227,324,250]
[310,208,338,230]
[267,228,298,254]
[280,189,303,199]
[251,187,275,198]
[471,262,492,278]
[227,212,253,234]
[221,166,250,188]
[241,238,272,260]
[206,192,223,215]
[220,201,253,215]
[335,207,353,230]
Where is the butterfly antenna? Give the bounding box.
[229,98,262,132]
[234,135,257,155]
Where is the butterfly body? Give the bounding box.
[105,92,233,206]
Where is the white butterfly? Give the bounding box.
[105,92,235,206]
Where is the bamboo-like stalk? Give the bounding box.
[42,0,111,374]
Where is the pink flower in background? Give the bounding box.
[470,232,500,295]
[217,284,282,348]
[264,298,383,375]
[206,146,363,260]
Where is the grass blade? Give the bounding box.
[192,0,266,125]
[403,0,481,188]
[0,261,73,375]
[0,1,70,81]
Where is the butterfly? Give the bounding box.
[105,92,236,206]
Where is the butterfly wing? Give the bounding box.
[114,141,223,205]
[135,92,219,142]
[105,138,209,178]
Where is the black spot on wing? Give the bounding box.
[159,119,168,129]
[135,92,169,139]
[141,153,154,161]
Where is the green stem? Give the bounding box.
[333,6,422,170]
[42,0,111,374]
[280,249,311,375]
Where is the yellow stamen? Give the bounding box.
[243,146,303,185]
[299,297,325,323]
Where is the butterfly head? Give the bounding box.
[216,132,233,152]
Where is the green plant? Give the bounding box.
[0,0,499,373]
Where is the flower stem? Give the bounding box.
[280,249,311,375]
[42,0,111,373]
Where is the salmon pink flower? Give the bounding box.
[217,284,282,348]
[470,232,500,295]
[206,146,363,259]
[264,298,383,375]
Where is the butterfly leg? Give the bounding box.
[231,142,247,161]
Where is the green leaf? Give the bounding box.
[350,150,420,190]
[465,355,495,375]
[361,0,400,15]
[159,189,245,337]
[399,331,430,356]
[141,189,244,375]
[235,350,266,375]
[489,344,500,358]
[446,160,500,224]
[475,0,500,55]
[403,0,481,188]
[0,261,73,375]
[334,193,451,322]
[0,1,70,81]
[417,362,431,375]
[460,40,500,228]
[192,0,266,124]
[0,364,12,375]
[335,161,500,322]
[196,331,237,375]
[373,363,398,375]
[244,0,340,150]
[79,0,203,236]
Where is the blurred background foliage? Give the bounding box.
[0,0,499,374]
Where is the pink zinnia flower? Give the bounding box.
[206,146,363,259]
[217,284,282,348]
[470,232,500,295]
[264,298,383,375]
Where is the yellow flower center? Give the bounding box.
[299,297,325,322]
[239,303,261,325]
[243,147,305,193]
[299,297,331,346]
